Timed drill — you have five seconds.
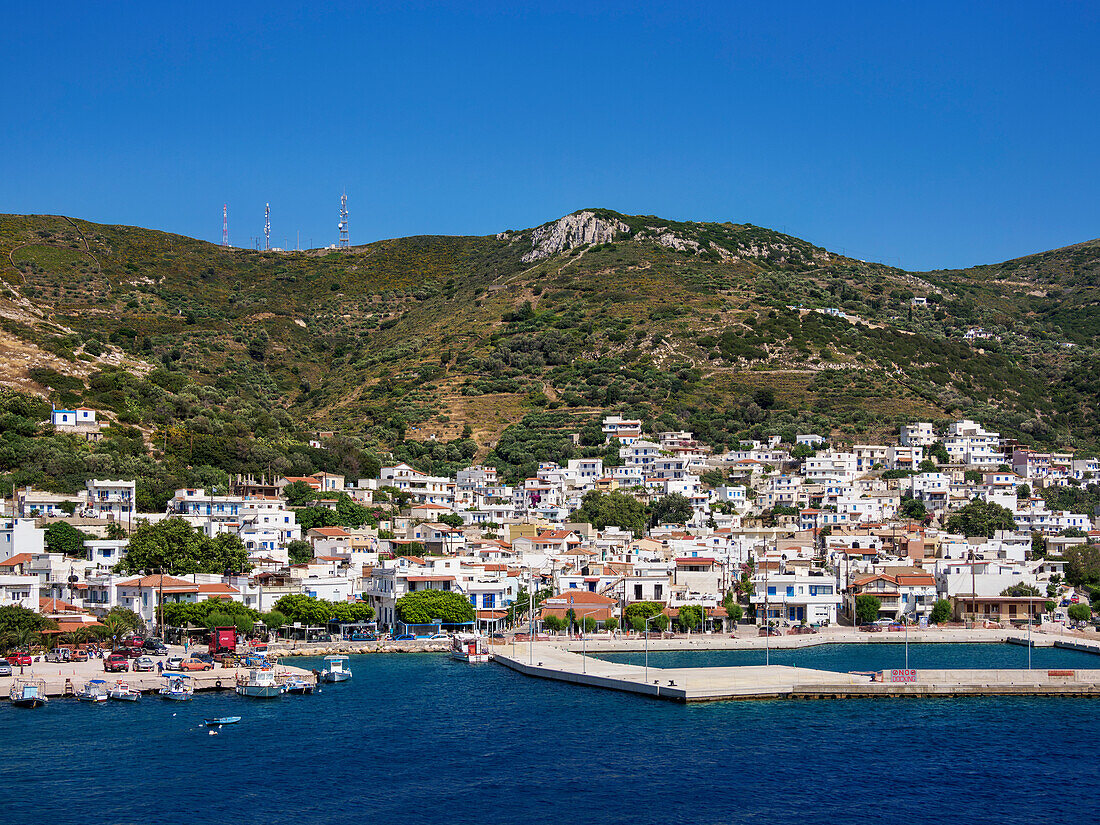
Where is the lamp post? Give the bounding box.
[644,613,663,684]
[579,608,601,674]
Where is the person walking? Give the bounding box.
[157,660,163,674]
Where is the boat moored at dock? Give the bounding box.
[159,673,195,701]
[451,634,492,663]
[235,667,282,698]
[10,679,48,708]
[283,677,313,695]
[75,679,110,702]
[320,655,352,683]
[108,681,141,701]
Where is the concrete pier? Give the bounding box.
[494,643,1100,702]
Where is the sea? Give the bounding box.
[3,644,1097,825]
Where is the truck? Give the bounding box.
[208,626,237,657]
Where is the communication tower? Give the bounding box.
[264,203,271,251]
[339,191,349,250]
[222,204,229,247]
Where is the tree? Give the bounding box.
[677,604,702,631]
[581,616,597,633]
[334,493,375,528]
[571,490,646,537]
[437,513,464,528]
[100,612,128,647]
[394,590,475,625]
[506,585,549,626]
[899,497,927,520]
[331,602,375,623]
[964,469,983,484]
[282,480,316,506]
[728,603,743,623]
[624,601,665,631]
[103,606,144,634]
[287,539,314,565]
[543,615,566,633]
[918,459,938,473]
[930,598,952,624]
[565,607,577,634]
[603,616,619,632]
[1017,484,1031,499]
[2,624,41,653]
[272,594,336,626]
[261,610,287,630]
[296,506,340,532]
[855,594,881,624]
[1064,544,1100,587]
[44,522,90,556]
[161,597,259,629]
[946,500,1016,538]
[117,517,251,575]
[650,493,693,526]
[1068,604,1092,622]
[1001,583,1041,597]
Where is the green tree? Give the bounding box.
[1000,583,1041,597]
[506,585,549,626]
[261,610,287,630]
[334,492,375,528]
[930,598,953,624]
[103,606,144,634]
[918,459,938,473]
[899,497,927,520]
[437,513,464,528]
[650,493,693,526]
[100,612,129,647]
[2,624,41,653]
[964,469,984,484]
[296,506,341,532]
[624,601,665,631]
[394,590,475,625]
[117,517,251,575]
[565,607,577,634]
[572,490,646,537]
[677,604,702,631]
[581,616,597,633]
[331,601,376,622]
[1017,484,1031,499]
[44,522,90,556]
[855,594,881,624]
[1068,604,1092,622]
[282,480,316,506]
[946,500,1016,538]
[727,603,743,623]
[287,539,314,565]
[273,594,336,625]
[603,616,619,632]
[542,614,566,633]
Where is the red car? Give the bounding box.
[7,652,32,667]
[104,654,130,673]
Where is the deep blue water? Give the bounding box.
[597,642,1100,671]
[3,651,1098,825]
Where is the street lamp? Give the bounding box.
[644,613,664,684]
[578,608,602,674]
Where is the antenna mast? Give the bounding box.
[339,191,349,250]
[222,204,229,247]
[264,203,271,251]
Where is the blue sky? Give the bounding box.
[2,1,1097,270]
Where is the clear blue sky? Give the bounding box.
[2,1,1097,270]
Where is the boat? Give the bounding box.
[235,667,282,698]
[9,679,48,708]
[158,673,194,701]
[204,716,241,726]
[450,633,492,663]
[283,677,313,695]
[320,655,352,683]
[75,679,110,702]
[108,681,141,702]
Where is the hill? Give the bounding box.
[0,209,1096,497]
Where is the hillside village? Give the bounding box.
[1,410,1097,638]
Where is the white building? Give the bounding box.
[85,479,136,520]
[899,422,936,447]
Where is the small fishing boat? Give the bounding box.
[9,679,48,708]
[320,655,352,683]
[235,667,282,698]
[108,681,141,702]
[283,677,313,695]
[75,679,110,703]
[204,716,241,727]
[159,673,194,701]
[450,634,492,663]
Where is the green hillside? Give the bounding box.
[0,209,1097,497]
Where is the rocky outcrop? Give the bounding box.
[522,211,630,262]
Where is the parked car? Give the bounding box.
[427,632,449,639]
[142,639,168,655]
[491,632,506,640]
[0,661,12,677]
[104,654,130,673]
[133,656,155,672]
[757,626,783,637]
[7,652,32,666]
[859,623,883,633]
[165,656,185,671]
[71,647,89,662]
[393,634,415,641]
[188,652,214,665]
[180,657,213,671]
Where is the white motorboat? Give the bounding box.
[108,681,141,701]
[320,655,352,682]
[450,634,492,663]
[10,679,48,708]
[235,667,282,698]
[158,673,194,700]
[75,679,109,703]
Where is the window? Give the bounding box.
[767,586,776,596]
[634,585,643,600]
[654,585,663,599]
[786,586,794,597]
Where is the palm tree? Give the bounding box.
[3,625,40,653]
[100,613,126,648]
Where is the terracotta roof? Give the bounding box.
[117,574,199,592]
[0,553,34,568]
[544,591,615,607]
[676,557,716,566]
[197,583,241,596]
[309,527,351,537]
[406,575,456,582]
[39,597,84,613]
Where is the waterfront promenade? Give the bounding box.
[493,627,1100,701]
